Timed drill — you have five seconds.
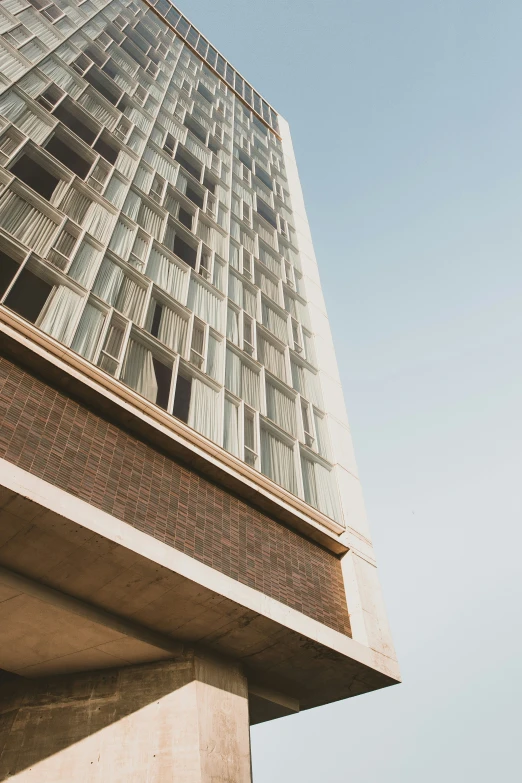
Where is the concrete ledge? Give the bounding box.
[0,312,347,554]
[0,462,400,715]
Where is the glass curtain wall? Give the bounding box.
[0,0,341,524]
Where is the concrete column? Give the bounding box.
[0,652,252,782]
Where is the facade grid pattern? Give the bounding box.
[0,0,343,524]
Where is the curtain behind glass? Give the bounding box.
[188,378,220,443]
[39,286,82,345]
[71,302,105,362]
[146,248,186,302]
[122,340,158,403]
[224,398,240,457]
[265,382,296,436]
[260,428,297,495]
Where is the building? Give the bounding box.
[0,0,399,779]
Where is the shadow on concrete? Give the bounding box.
[0,653,241,779]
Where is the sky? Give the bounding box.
[186,2,522,780]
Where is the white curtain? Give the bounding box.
[242,362,259,410]
[254,218,276,249]
[0,45,25,83]
[132,234,149,264]
[225,348,241,397]
[79,91,118,128]
[68,240,102,288]
[243,287,257,319]
[84,203,116,244]
[230,218,241,242]
[262,301,288,343]
[228,272,242,307]
[137,202,163,239]
[206,334,222,381]
[232,179,253,205]
[212,258,226,292]
[188,378,220,443]
[0,190,58,255]
[303,332,316,366]
[225,348,259,409]
[265,382,296,436]
[240,227,255,253]
[256,269,279,302]
[226,307,239,345]
[229,240,240,269]
[259,245,282,277]
[109,219,136,261]
[146,248,186,302]
[157,305,187,354]
[0,90,25,121]
[93,257,124,305]
[115,150,136,180]
[143,144,178,182]
[60,187,92,224]
[115,276,145,321]
[134,165,153,193]
[301,458,340,521]
[40,59,82,100]
[196,219,227,257]
[122,190,141,222]
[291,360,322,407]
[223,398,240,457]
[104,175,128,209]
[284,292,298,319]
[257,335,286,381]
[17,70,48,98]
[187,278,223,332]
[261,429,297,495]
[17,107,54,144]
[122,340,158,403]
[71,302,105,361]
[313,412,330,459]
[38,286,82,345]
[185,136,212,167]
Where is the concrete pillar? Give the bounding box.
[0,651,252,782]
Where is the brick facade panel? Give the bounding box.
[0,357,350,636]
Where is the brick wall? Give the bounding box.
[0,356,350,636]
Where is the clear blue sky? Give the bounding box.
[187,2,522,779]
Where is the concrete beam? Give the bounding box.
[0,464,400,716]
[0,653,252,782]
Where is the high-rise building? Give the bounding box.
[0,0,399,779]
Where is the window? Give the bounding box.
[244,407,257,466]
[53,99,98,145]
[243,313,254,356]
[184,114,207,144]
[301,401,314,447]
[9,153,60,200]
[266,381,297,436]
[122,339,172,409]
[173,373,191,422]
[46,134,93,179]
[0,248,20,299]
[260,427,297,494]
[190,317,206,369]
[254,163,273,191]
[4,267,52,323]
[175,147,202,180]
[256,196,277,229]
[301,456,340,521]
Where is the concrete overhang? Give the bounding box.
[0,462,400,724]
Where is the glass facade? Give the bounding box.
[0,0,342,524]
